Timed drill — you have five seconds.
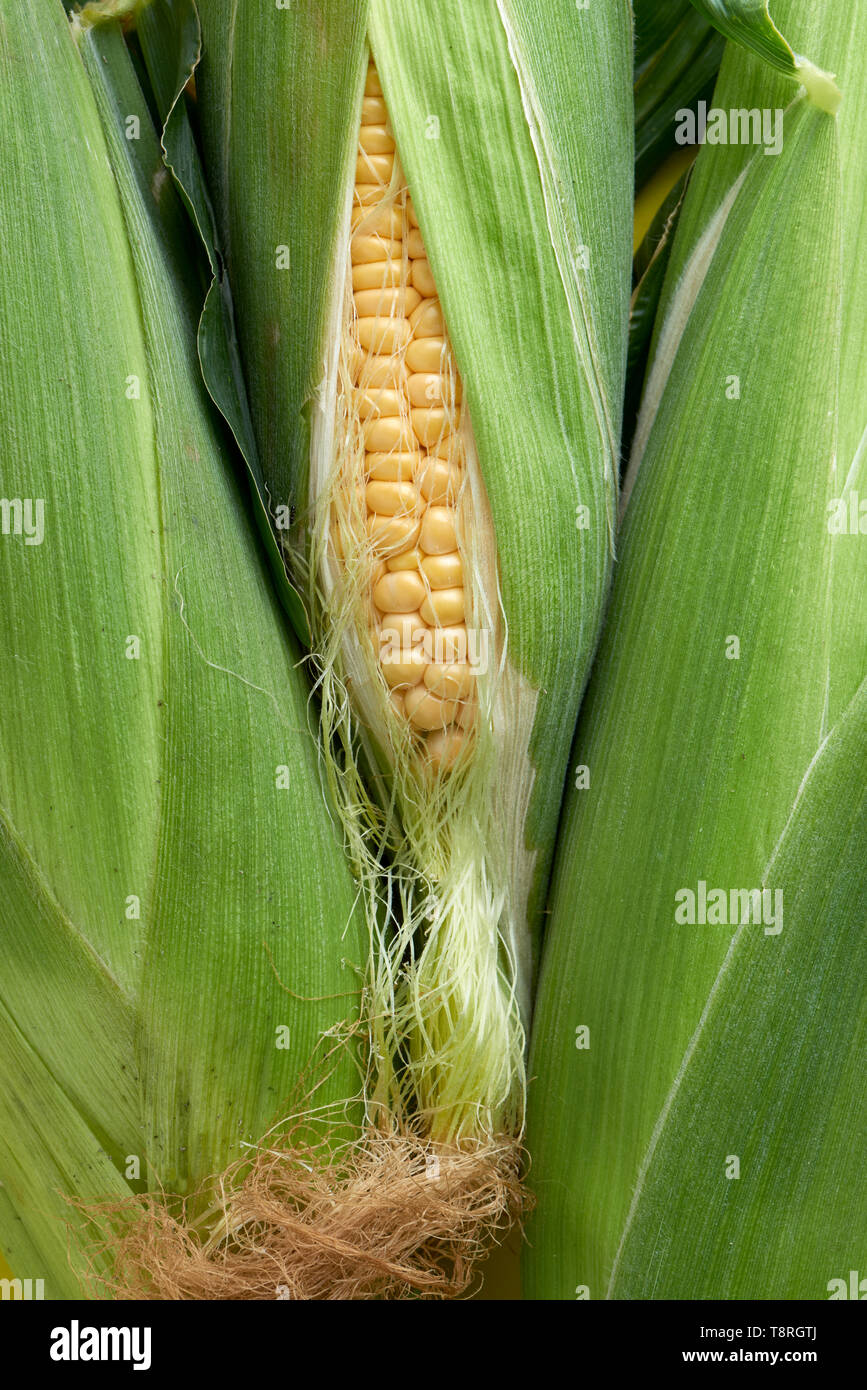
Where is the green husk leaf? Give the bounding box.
[78,11,365,1189]
[686,0,841,111]
[609,676,867,1298]
[134,0,310,644]
[0,997,134,1298]
[0,0,363,1291]
[196,0,371,515]
[633,0,693,74]
[525,83,857,1297]
[646,0,865,723]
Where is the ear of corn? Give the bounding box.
[193,0,632,1148]
[0,1,364,1296]
[525,0,866,1299]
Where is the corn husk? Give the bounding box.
[625,167,693,450]
[0,1,364,1298]
[633,0,724,186]
[687,0,841,111]
[525,0,867,1299]
[191,0,632,1259]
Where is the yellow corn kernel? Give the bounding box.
[387,547,424,572]
[420,550,463,587]
[411,258,437,297]
[354,286,420,319]
[354,353,408,389]
[423,663,475,701]
[405,686,462,732]
[405,336,446,373]
[378,610,427,646]
[407,228,426,259]
[356,151,394,185]
[366,450,419,481]
[420,587,465,626]
[420,505,458,555]
[417,458,462,506]
[356,317,411,353]
[373,570,427,613]
[428,433,464,464]
[363,414,415,452]
[365,480,419,515]
[358,124,395,154]
[408,373,462,408]
[354,386,402,419]
[362,95,388,123]
[412,406,459,448]
[409,298,444,338]
[352,257,404,291]
[425,726,467,770]
[354,183,385,207]
[351,202,402,236]
[367,512,421,556]
[381,648,427,689]
[428,625,470,664]
[350,233,402,265]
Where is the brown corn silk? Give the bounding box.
[88,1125,522,1301]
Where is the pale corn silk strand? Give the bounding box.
[306,56,527,1147]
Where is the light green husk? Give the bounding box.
[525,0,867,1299]
[194,0,633,1153]
[0,1,364,1298]
[686,0,841,112]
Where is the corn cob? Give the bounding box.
[338,61,475,770]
